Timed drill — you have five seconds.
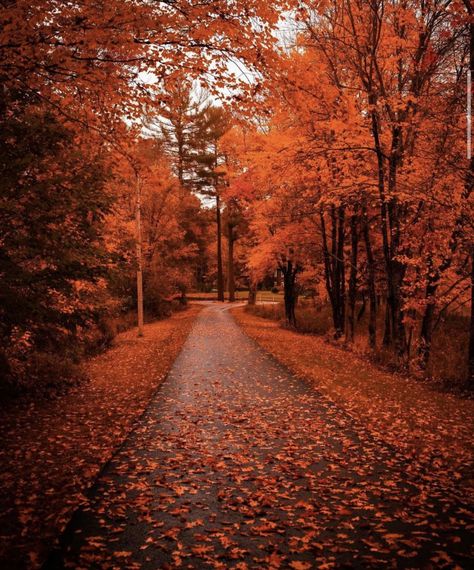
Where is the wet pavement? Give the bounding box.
[44,303,473,569]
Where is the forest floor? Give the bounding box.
[0,304,202,570]
[232,307,474,494]
[44,303,472,570]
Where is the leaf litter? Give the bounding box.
[0,305,202,570]
[44,304,473,569]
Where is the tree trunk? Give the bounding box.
[336,206,346,338]
[135,172,144,337]
[357,293,366,322]
[383,301,391,347]
[370,96,407,359]
[320,207,346,339]
[227,222,235,302]
[465,1,474,385]
[216,193,224,302]
[469,249,474,384]
[362,205,377,349]
[248,281,257,305]
[419,257,438,369]
[281,260,298,327]
[347,213,358,343]
[177,130,185,185]
[390,260,408,361]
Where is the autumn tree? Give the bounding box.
[226,1,472,382]
[297,0,467,361]
[0,0,293,389]
[193,106,232,301]
[0,107,113,389]
[222,200,243,302]
[111,139,211,312]
[219,126,256,302]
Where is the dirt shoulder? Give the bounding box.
[0,304,202,570]
[232,306,474,494]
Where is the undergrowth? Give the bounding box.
[245,301,469,386]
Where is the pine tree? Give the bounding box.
[192,106,232,301]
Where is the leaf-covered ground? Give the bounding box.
[233,307,474,495]
[44,304,473,569]
[0,305,202,570]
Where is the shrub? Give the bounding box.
[246,299,470,386]
[245,301,332,335]
[246,303,285,321]
[428,313,469,385]
[1,351,84,397]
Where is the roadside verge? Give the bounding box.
[232,306,474,495]
[0,304,202,570]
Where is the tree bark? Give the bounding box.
[227,222,235,302]
[248,281,257,305]
[390,259,408,361]
[383,301,391,348]
[347,213,358,343]
[135,172,144,337]
[419,257,438,369]
[281,260,298,327]
[465,0,474,385]
[321,207,346,339]
[370,102,407,359]
[469,249,474,384]
[216,193,224,302]
[362,205,377,349]
[336,205,346,338]
[387,128,408,361]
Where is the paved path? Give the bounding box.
[45,304,472,569]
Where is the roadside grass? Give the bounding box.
[232,305,474,494]
[249,300,334,336]
[245,299,469,385]
[0,304,203,570]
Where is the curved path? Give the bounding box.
[45,303,472,569]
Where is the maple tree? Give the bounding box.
[219,1,473,382]
[123,139,212,306]
[0,0,292,389]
